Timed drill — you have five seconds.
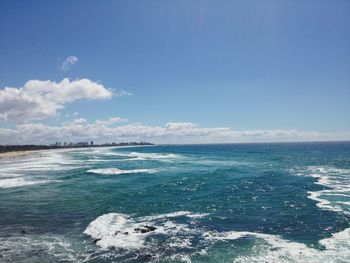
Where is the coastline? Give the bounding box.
[0,149,52,160]
[0,144,155,160]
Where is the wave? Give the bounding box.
[142,211,209,220]
[90,149,183,161]
[0,152,86,173]
[292,166,350,215]
[84,210,350,262]
[128,152,181,160]
[0,177,58,188]
[0,234,79,262]
[84,211,207,251]
[205,228,350,263]
[86,168,158,175]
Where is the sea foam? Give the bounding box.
[205,228,350,263]
[84,211,208,251]
[89,149,182,161]
[301,166,350,215]
[0,177,53,188]
[85,210,350,263]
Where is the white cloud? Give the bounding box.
[95,117,127,126]
[61,56,78,71]
[70,118,87,125]
[0,78,112,122]
[1,118,349,145]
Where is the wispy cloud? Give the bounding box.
[60,56,78,71]
[114,90,133,97]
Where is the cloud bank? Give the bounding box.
[61,56,78,71]
[0,78,348,144]
[0,78,112,122]
[0,118,349,145]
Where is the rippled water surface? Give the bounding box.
[0,142,349,262]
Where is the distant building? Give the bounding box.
[64,142,67,146]
[76,142,89,147]
[90,141,94,146]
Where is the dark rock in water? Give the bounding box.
[123,231,129,235]
[134,225,157,233]
[115,230,121,235]
[20,230,27,234]
[93,238,101,243]
[145,226,156,231]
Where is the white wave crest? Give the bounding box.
[84,211,208,250]
[128,152,181,160]
[205,228,350,263]
[87,168,158,175]
[0,177,57,188]
[94,150,182,161]
[293,166,350,215]
[85,210,350,262]
[0,151,85,174]
[0,234,79,262]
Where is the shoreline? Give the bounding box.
[0,149,57,160]
[0,144,155,160]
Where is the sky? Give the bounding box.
[0,0,349,144]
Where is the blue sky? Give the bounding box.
[0,0,349,143]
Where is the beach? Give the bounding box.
[0,150,43,160]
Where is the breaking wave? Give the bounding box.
[0,234,79,262]
[84,211,208,261]
[294,166,350,215]
[84,210,350,262]
[92,149,183,161]
[86,168,158,175]
[0,177,55,188]
[205,228,350,263]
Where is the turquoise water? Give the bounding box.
[0,142,349,262]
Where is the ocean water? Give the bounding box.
[0,142,349,262]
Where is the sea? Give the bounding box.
[0,142,349,262]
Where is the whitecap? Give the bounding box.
[85,210,350,263]
[84,211,207,251]
[94,150,183,161]
[86,168,158,175]
[0,151,86,174]
[0,177,57,188]
[293,166,350,215]
[0,234,79,262]
[205,228,350,263]
[142,211,209,220]
[128,152,181,160]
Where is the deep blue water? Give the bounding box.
[0,142,349,262]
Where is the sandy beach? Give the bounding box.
[0,149,67,160]
[0,150,44,160]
